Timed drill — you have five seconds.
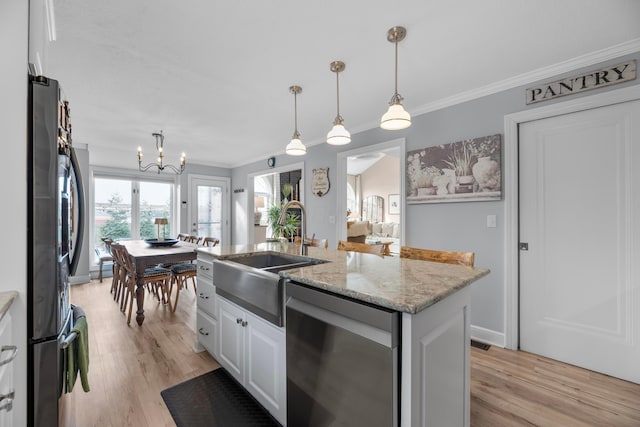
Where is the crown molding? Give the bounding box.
[411,38,640,117]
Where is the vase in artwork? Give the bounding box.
[472,156,500,192]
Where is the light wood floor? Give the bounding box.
[69,279,640,427]
[67,279,219,427]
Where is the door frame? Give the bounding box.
[503,84,640,350]
[246,161,305,244]
[187,174,231,245]
[335,138,406,246]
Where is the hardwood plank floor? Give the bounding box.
[68,279,219,427]
[69,279,640,426]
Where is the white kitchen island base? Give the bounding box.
[401,286,470,427]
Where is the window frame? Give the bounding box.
[89,166,180,269]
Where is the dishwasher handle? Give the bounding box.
[286,282,399,348]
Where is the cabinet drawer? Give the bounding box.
[197,256,214,282]
[197,280,216,318]
[196,310,218,359]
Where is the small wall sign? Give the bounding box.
[526,60,636,105]
[312,167,330,197]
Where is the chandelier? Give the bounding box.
[137,130,186,174]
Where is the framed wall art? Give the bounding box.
[406,134,502,204]
[388,194,400,215]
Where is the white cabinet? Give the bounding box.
[217,296,286,425]
[0,310,15,427]
[196,254,218,358]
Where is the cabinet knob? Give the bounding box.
[0,390,14,412]
[198,293,209,300]
[0,345,17,367]
[241,320,248,327]
[199,266,210,271]
[236,318,242,324]
[198,328,209,336]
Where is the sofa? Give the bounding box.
[347,220,401,253]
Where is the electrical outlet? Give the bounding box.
[329,216,335,224]
[487,215,497,228]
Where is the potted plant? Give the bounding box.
[266,202,300,242]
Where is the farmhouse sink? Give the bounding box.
[213,252,328,326]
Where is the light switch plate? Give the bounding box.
[487,215,497,228]
[329,216,335,224]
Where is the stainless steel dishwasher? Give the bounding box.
[286,281,399,426]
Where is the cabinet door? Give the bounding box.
[0,313,14,427]
[196,310,218,359]
[244,311,286,425]
[218,298,244,383]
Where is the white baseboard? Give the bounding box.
[69,274,91,285]
[471,324,505,348]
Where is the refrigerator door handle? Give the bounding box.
[68,147,84,276]
[60,332,78,350]
[0,345,18,367]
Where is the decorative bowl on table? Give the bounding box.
[144,238,179,247]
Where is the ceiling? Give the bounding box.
[45,0,640,170]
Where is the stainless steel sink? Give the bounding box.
[213,252,328,326]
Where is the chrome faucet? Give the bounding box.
[278,200,306,255]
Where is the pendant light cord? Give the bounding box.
[336,71,341,118]
[294,91,298,134]
[394,39,399,96]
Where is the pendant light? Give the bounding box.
[326,61,351,145]
[285,85,306,156]
[380,26,411,130]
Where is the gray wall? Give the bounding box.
[230,52,640,341]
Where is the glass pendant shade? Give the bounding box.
[380,102,411,130]
[285,137,306,156]
[327,123,351,145]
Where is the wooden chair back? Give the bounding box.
[337,240,386,256]
[177,233,190,241]
[202,237,220,247]
[185,235,202,244]
[294,236,329,249]
[110,243,135,276]
[399,246,475,267]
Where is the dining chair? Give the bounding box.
[177,233,190,241]
[96,237,114,283]
[202,237,220,247]
[186,235,202,244]
[294,236,329,249]
[337,240,386,256]
[110,243,173,324]
[399,246,475,267]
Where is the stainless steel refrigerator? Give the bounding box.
[27,74,85,427]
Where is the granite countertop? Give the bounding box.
[197,242,489,314]
[0,291,18,321]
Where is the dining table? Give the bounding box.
[119,239,199,326]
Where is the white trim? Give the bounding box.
[470,325,505,348]
[336,139,406,247]
[187,174,231,245]
[246,162,305,244]
[503,84,640,350]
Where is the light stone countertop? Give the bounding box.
[197,242,489,314]
[0,291,18,321]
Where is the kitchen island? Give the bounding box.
[196,242,489,427]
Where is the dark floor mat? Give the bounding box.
[471,339,491,351]
[161,368,281,427]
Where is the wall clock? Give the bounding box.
[267,157,276,168]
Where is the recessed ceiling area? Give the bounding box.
[43,0,640,169]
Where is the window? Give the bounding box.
[93,174,175,263]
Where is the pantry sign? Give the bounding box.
[526,60,636,104]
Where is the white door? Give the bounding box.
[519,99,640,384]
[188,176,229,244]
[244,311,286,424]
